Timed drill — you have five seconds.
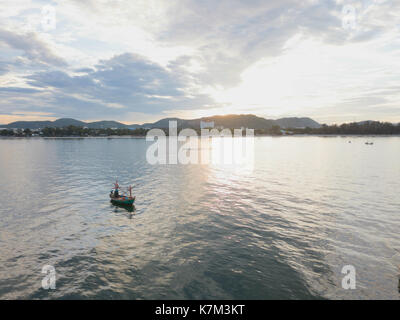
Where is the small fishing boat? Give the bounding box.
[110,181,135,205]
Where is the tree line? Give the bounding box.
[1,121,399,137]
[290,121,400,135]
[0,126,149,137]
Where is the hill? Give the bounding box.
[275,117,321,129]
[140,114,277,129]
[201,114,276,129]
[53,118,86,127]
[87,120,132,129]
[3,114,321,130]
[141,117,185,128]
[4,120,54,129]
[5,118,128,129]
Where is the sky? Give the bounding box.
[0,0,399,125]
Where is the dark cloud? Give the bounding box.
[23,53,213,118]
[27,70,96,89]
[94,53,185,97]
[0,87,41,93]
[74,67,95,73]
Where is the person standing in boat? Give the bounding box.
[113,181,120,198]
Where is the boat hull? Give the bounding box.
[110,196,135,205]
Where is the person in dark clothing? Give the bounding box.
[113,180,120,198]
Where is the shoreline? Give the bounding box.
[1,134,400,139]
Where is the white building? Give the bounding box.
[200,121,214,129]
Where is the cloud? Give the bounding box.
[21,52,213,119]
[0,29,67,67]
[27,70,95,89]
[0,61,9,75]
[0,86,41,93]
[0,0,399,123]
[154,0,344,87]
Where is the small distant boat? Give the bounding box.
[110,181,135,205]
[365,142,374,145]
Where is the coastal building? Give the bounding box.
[280,129,294,135]
[200,121,214,129]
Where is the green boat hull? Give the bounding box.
[110,196,135,205]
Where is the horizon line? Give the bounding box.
[1,113,399,127]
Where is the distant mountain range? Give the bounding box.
[0,115,322,130]
[0,118,137,130]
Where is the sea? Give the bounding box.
[0,136,399,299]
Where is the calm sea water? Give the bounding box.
[0,136,399,299]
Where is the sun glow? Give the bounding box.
[0,112,57,124]
[206,34,400,121]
